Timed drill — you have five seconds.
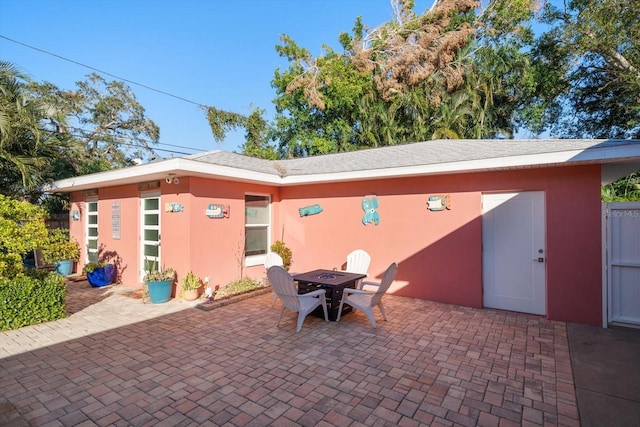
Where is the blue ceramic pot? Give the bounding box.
[87,264,116,288]
[147,279,173,303]
[55,260,74,276]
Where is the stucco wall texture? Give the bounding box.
[69,164,602,326]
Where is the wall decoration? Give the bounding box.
[427,195,451,211]
[72,210,80,221]
[112,202,121,239]
[362,195,380,225]
[206,204,230,218]
[165,203,184,213]
[299,204,323,217]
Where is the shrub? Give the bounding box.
[270,240,292,271]
[82,261,107,274]
[0,271,66,331]
[41,228,80,264]
[0,195,49,277]
[215,277,264,300]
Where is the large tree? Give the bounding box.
[531,0,640,138]
[0,61,69,200]
[1,62,162,206]
[27,73,161,170]
[268,0,541,157]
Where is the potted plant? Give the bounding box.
[180,271,201,301]
[143,258,175,304]
[83,261,116,288]
[270,240,292,271]
[42,228,80,276]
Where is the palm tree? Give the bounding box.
[0,61,58,199]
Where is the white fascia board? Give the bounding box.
[45,158,281,192]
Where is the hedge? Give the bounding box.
[0,271,67,331]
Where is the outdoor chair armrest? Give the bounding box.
[299,289,327,298]
[360,280,381,289]
[343,288,375,296]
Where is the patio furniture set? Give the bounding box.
[266,249,398,332]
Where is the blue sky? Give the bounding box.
[0,0,432,157]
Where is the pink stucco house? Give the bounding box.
[49,139,640,326]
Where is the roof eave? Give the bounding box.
[44,158,282,193]
[45,144,640,192]
[279,146,639,185]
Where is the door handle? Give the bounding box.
[534,257,545,263]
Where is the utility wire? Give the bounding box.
[59,124,204,153]
[0,34,210,109]
[1,34,221,156]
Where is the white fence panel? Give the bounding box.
[604,202,640,327]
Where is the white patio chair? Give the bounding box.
[265,252,285,306]
[345,249,371,289]
[267,265,328,332]
[337,262,398,328]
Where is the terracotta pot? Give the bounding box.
[182,289,199,301]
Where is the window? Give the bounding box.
[86,199,99,262]
[140,193,161,279]
[245,194,270,265]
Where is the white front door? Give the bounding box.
[482,192,546,315]
[140,193,161,281]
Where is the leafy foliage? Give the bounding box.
[41,228,80,263]
[270,240,292,271]
[82,261,107,274]
[0,271,67,331]
[214,277,265,300]
[268,0,541,156]
[0,195,49,276]
[602,172,640,202]
[180,271,201,291]
[239,108,279,159]
[27,73,161,166]
[0,61,70,200]
[206,106,247,142]
[533,0,640,138]
[1,63,161,205]
[143,258,175,282]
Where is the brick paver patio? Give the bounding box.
[0,280,579,426]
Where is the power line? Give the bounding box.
[0,34,210,109]
[1,34,225,155]
[60,124,204,153]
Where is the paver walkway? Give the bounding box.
[1,280,579,426]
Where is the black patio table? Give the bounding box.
[294,269,366,321]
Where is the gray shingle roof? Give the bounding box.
[187,139,640,177]
[46,139,640,193]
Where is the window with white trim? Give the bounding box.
[86,198,99,262]
[245,194,270,266]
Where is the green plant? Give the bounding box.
[180,271,201,291]
[82,261,107,274]
[42,228,80,264]
[270,240,292,271]
[143,258,175,282]
[215,277,264,300]
[0,271,67,331]
[0,195,50,277]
